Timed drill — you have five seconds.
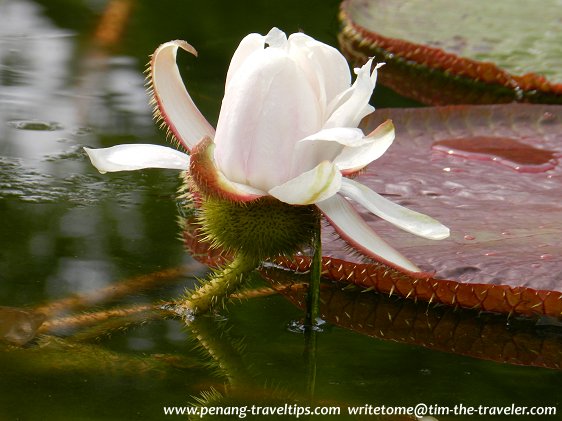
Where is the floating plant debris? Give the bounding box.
[0,307,45,346]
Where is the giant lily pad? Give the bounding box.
[339,0,562,105]
[285,104,562,318]
[184,104,562,319]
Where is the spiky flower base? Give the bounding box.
[177,182,321,317]
[198,194,320,261]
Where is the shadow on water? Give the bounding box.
[0,0,561,420]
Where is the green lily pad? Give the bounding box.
[339,0,562,104]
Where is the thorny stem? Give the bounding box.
[38,287,278,338]
[34,265,196,319]
[175,253,260,319]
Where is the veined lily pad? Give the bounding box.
[339,0,562,105]
[183,104,562,319]
[289,104,562,318]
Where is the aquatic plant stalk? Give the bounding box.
[177,253,260,318]
[305,222,322,328]
[304,223,321,402]
[304,326,318,402]
[34,265,194,318]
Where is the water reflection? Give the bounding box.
[0,0,194,312]
[0,0,74,162]
[0,0,151,170]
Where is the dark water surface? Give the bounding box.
[1,1,561,420]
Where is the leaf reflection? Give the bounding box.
[262,268,562,370]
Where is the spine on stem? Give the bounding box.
[176,253,259,318]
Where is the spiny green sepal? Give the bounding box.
[198,194,320,260]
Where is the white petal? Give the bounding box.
[287,32,351,113]
[316,194,422,273]
[295,127,369,171]
[150,41,215,151]
[334,119,395,172]
[84,144,189,174]
[225,33,265,88]
[264,27,288,48]
[268,161,341,205]
[300,127,367,146]
[340,178,450,240]
[214,48,321,191]
[325,59,383,128]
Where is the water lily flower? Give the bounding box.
[85,28,449,274]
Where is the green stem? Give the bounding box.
[304,220,321,402]
[304,327,318,403]
[305,220,322,328]
[176,253,259,318]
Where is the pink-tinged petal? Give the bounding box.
[225,33,265,89]
[334,119,395,174]
[84,144,189,174]
[214,48,321,191]
[190,137,266,202]
[268,161,342,205]
[340,178,450,240]
[325,59,384,128]
[316,194,422,273]
[149,41,215,152]
[287,32,351,115]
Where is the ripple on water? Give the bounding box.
[7,120,64,131]
[286,319,326,333]
[0,156,133,205]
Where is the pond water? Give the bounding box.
[0,1,560,420]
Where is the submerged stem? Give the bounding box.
[176,253,260,318]
[304,221,321,401]
[305,220,322,328]
[304,326,318,402]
